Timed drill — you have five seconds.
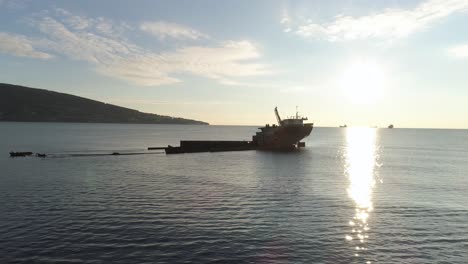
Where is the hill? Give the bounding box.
[0,83,208,125]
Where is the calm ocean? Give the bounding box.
[1,122,467,263]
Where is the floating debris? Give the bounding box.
[9,152,33,157]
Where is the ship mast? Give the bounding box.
[274,107,282,126]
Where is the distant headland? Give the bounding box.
[0,83,208,125]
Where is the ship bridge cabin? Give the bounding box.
[275,107,309,127]
[281,118,306,126]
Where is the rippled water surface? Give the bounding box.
[1,123,468,263]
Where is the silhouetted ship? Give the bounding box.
[252,107,314,151]
[162,107,314,154]
[388,124,394,129]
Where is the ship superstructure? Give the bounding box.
[252,107,313,150]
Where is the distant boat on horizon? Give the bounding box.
[388,124,394,129]
[339,124,347,128]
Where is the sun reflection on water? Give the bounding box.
[344,127,378,254]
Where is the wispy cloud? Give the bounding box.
[448,44,468,58]
[33,14,139,64]
[166,41,269,78]
[1,9,270,86]
[0,32,52,59]
[0,0,29,10]
[280,9,292,33]
[140,21,209,40]
[53,8,132,36]
[95,40,269,86]
[288,0,468,41]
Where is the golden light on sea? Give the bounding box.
[344,127,378,250]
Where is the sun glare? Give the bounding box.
[339,60,386,104]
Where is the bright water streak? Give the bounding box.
[345,128,377,258]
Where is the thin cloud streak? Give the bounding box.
[140,21,209,40]
[290,0,468,41]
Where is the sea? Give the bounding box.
[1,122,467,263]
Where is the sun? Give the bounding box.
[339,60,386,104]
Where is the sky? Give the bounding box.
[1,0,468,128]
